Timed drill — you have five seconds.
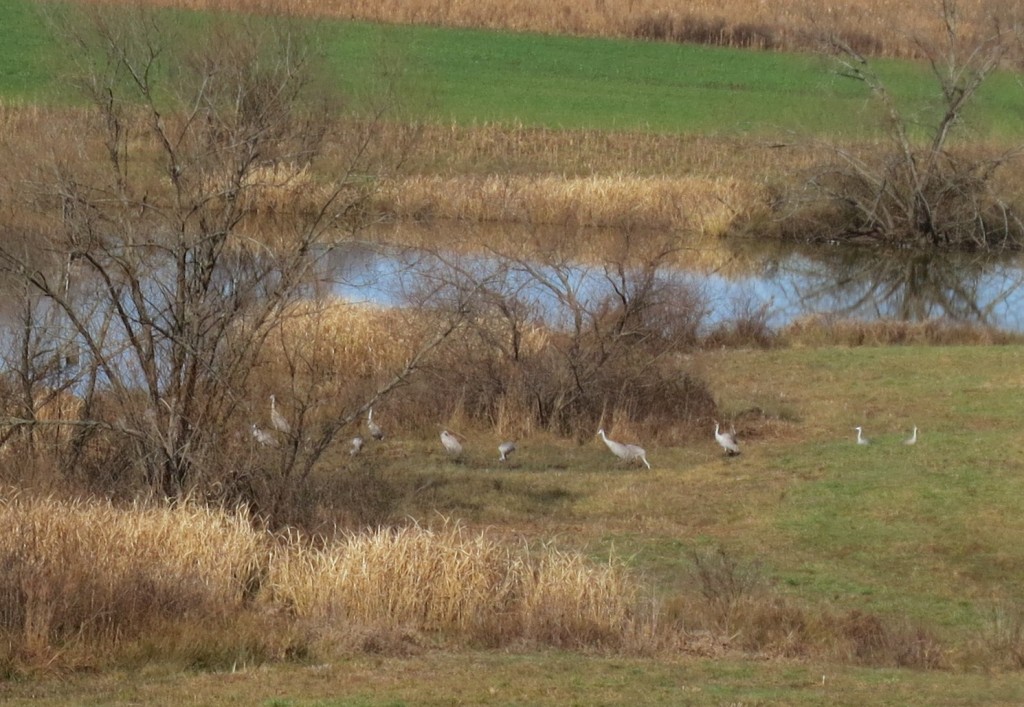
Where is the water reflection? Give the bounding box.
[325,228,1024,332]
[721,240,1024,331]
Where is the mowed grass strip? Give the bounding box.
[4,0,1024,139]
[5,645,1024,706]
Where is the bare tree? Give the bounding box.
[800,0,1024,249]
[0,7,441,509]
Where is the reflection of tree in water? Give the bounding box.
[776,246,1024,326]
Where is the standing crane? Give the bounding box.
[855,426,870,445]
[498,441,516,462]
[903,426,918,445]
[713,421,741,456]
[251,423,278,448]
[269,394,291,436]
[367,407,384,441]
[597,428,650,469]
[440,430,463,457]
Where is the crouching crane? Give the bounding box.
[350,436,365,455]
[251,423,278,448]
[597,428,650,469]
[441,430,463,457]
[714,421,741,456]
[498,441,516,462]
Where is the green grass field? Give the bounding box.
[4,0,1024,139]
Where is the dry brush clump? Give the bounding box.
[662,546,949,667]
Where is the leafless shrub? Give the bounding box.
[660,547,826,658]
[838,609,948,669]
[704,294,776,349]
[690,546,766,618]
[401,230,718,440]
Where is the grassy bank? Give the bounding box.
[3,344,1024,702]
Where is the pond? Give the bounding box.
[323,225,1024,333]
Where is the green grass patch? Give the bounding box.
[0,0,60,100]
[5,0,1024,139]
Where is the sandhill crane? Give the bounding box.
[597,428,650,469]
[367,407,384,441]
[269,394,291,435]
[904,426,918,445]
[498,441,516,462]
[440,430,463,457]
[251,423,278,448]
[350,435,365,455]
[714,421,741,456]
[855,426,870,445]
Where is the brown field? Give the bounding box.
[71,0,1013,60]
[0,102,823,243]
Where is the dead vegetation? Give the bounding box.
[0,493,961,674]
[0,495,638,670]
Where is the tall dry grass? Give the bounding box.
[0,494,266,664]
[78,0,1007,59]
[270,521,636,647]
[0,494,643,670]
[373,174,763,235]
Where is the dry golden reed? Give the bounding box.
[373,174,764,235]
[268,520,636,645]
[0,494,264,657]
[265,299,427,379]
[0,494,640,664]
